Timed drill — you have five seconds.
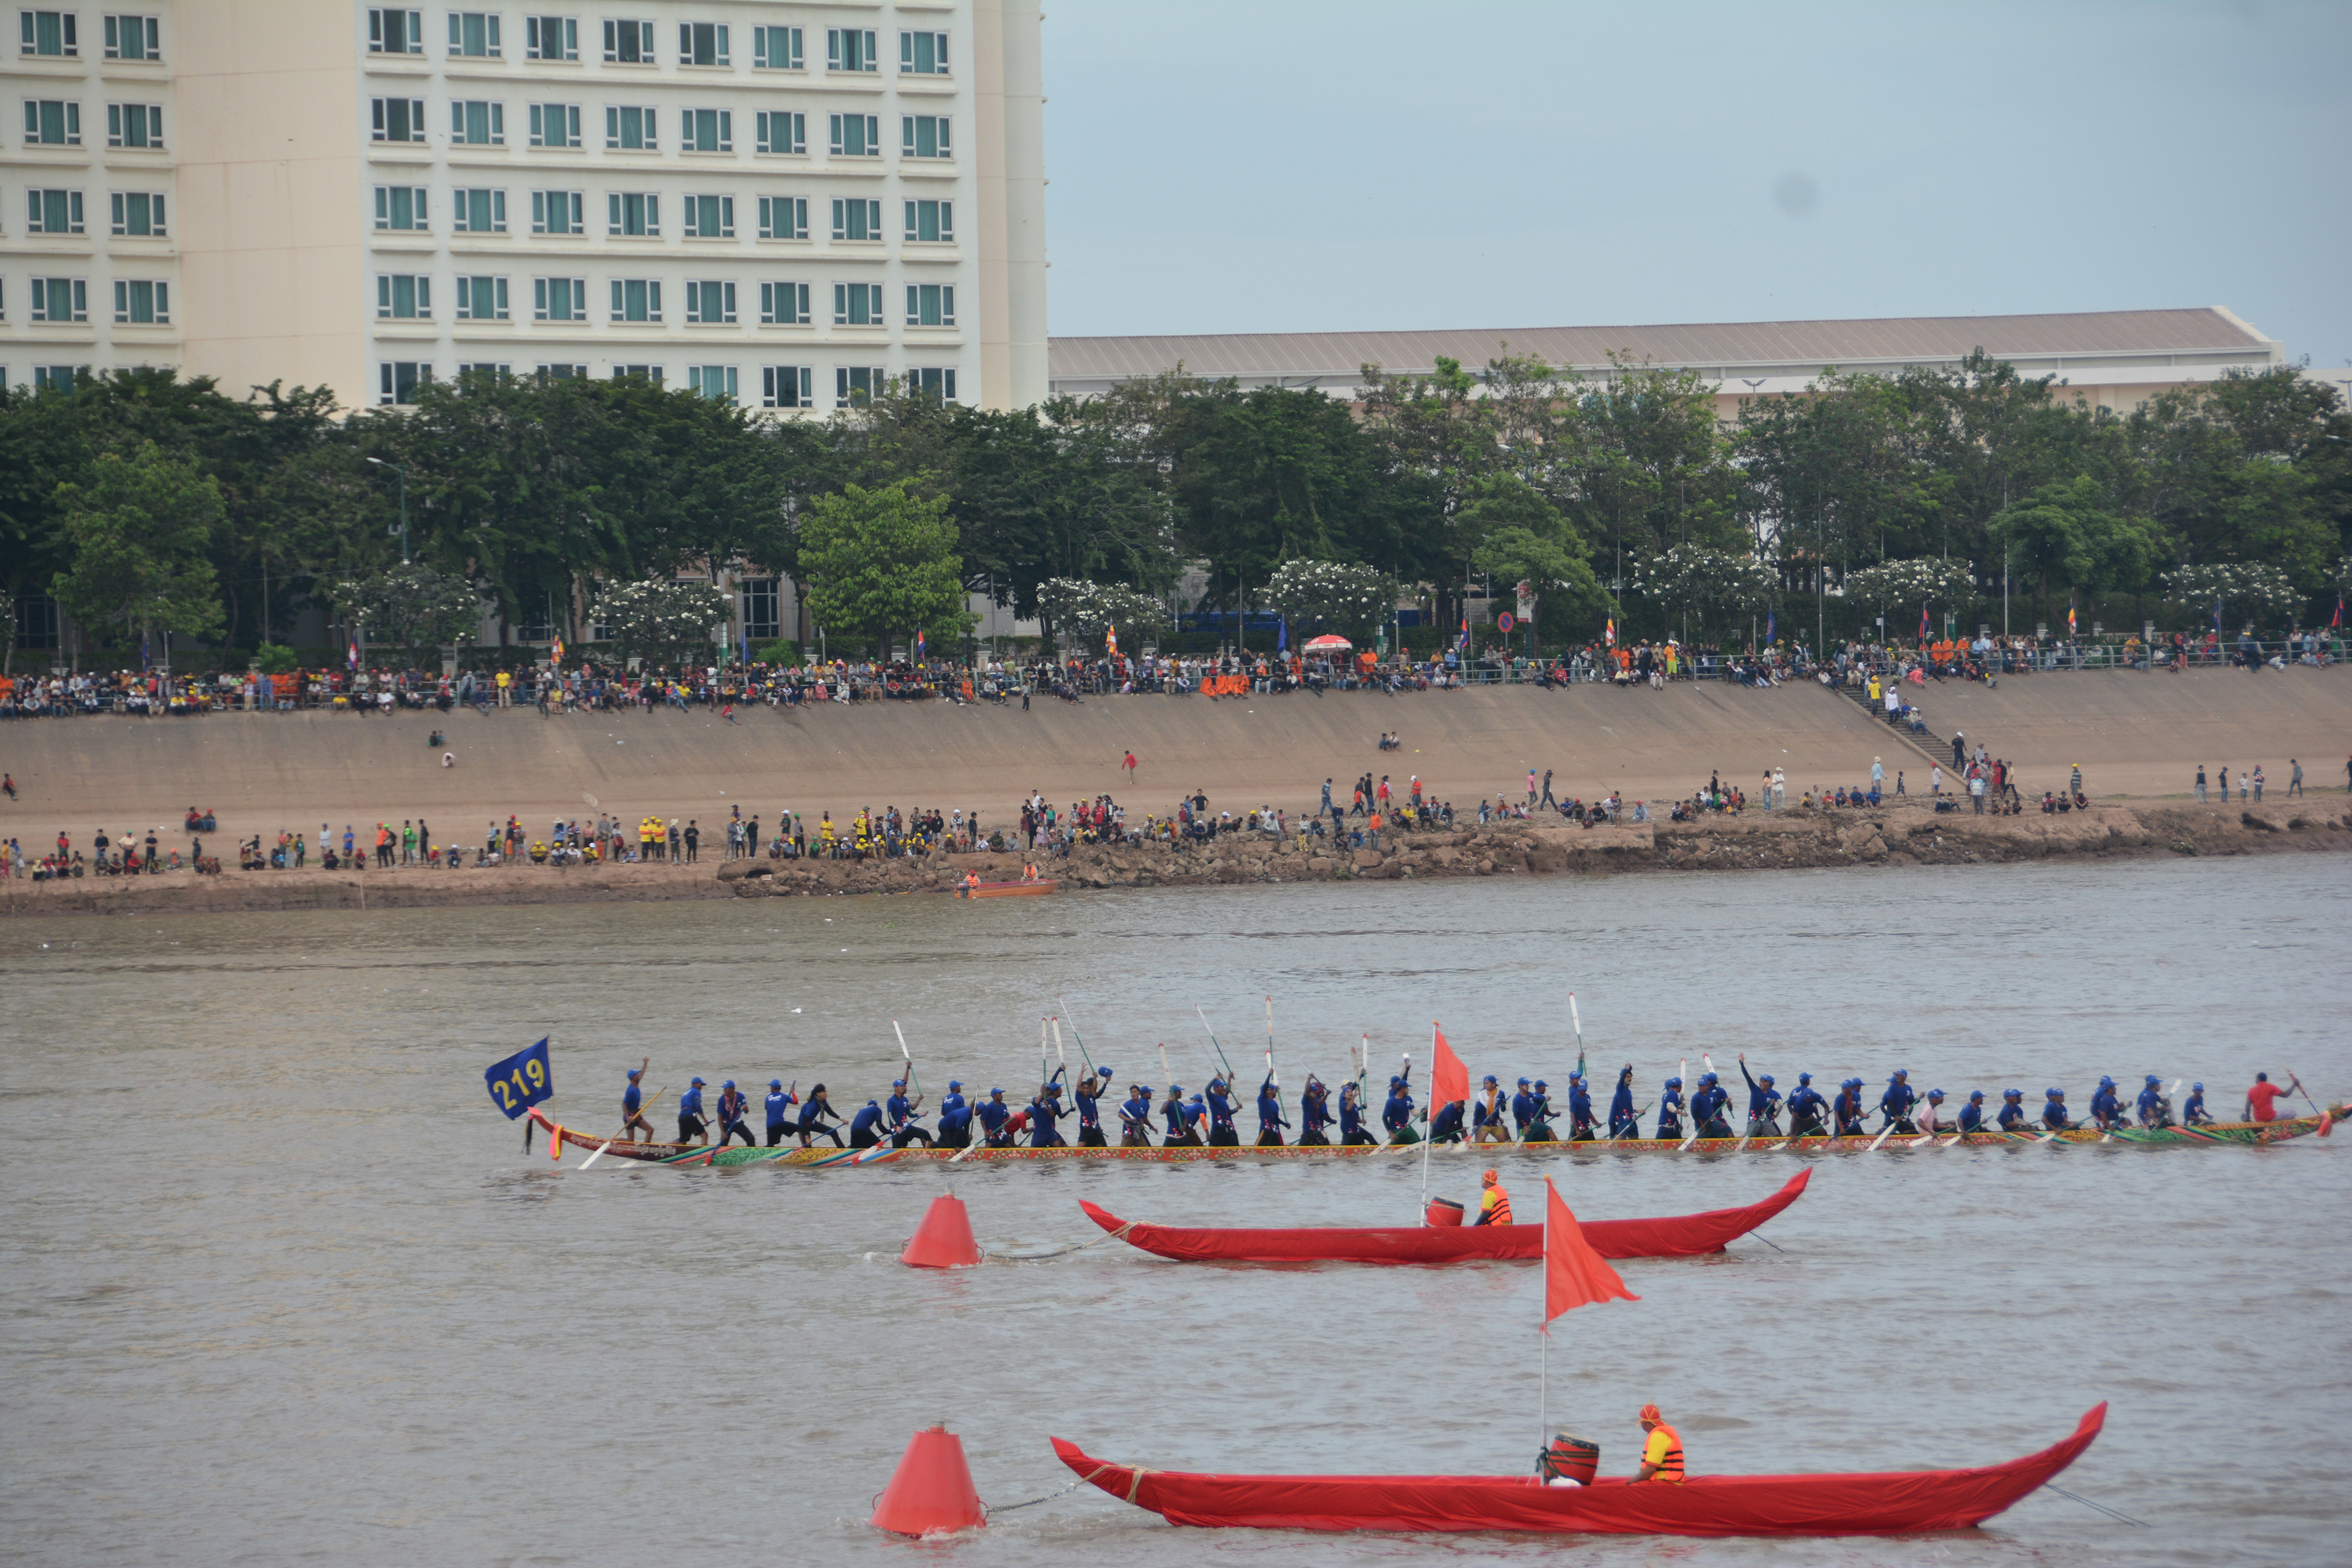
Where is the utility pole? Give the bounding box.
[366,457,410,563]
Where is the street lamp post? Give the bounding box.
[366,457,410,563]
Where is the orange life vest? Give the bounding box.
[1640,1423,1686,1482]
[1478,1185,1512,1225]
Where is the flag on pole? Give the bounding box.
[1456,614,1470,653]
[1543,1177,1638,1327]
[2332,595,2342,629]
[346,628,359,671]
[1605,618,1616,647]
[1764,609,1774,645]
[917,627,927,660]
[1919,605,1930,641]
[550,631,564,665]
[1104,623,1117,659]
[2067,605,2077,636]
[1431,1025,1468,1118]
[1276,617,1286,653]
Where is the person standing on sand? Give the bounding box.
[1123,750,1137,785]
[2195,765,2207,801]
[1930,764,1942,796]
[2286,759,2302,798]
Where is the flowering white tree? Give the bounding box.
[1629,546,1777,638]
[336,564,484,653]
[2163,562,2300,625]
[593,577,733,664]
[1263,558,1390,631]
[1036,578,1168,645]
[1839,557,1978,612]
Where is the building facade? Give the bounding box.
[2,0,1047,411]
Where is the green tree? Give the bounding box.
[1988,476,2160,610]
[1263,558,1391,634]
[335,562,485,655]
[590,576,733,666]
[798,480,971,656]
[49,441,226,664]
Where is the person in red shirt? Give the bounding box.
[2242,1072,2299,1123]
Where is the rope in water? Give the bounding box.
[985,1476,1088,1514]
[2041,1483,2150,1526]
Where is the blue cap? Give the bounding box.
[2193,1081,2203,1091]
[2145,1074,2160,1085]
[2099,1076,2114,1087]
[1482,1075,1498,1085]
[1045,1081,1062,1095]
[2005,1088,2021,1097]
[722,1079,735,1089]
[1518,1077,1531,1086]
[2047,1087,2062,1097]
[1701,1071,1718,1085]
[948,1079,962,1090]
[1759,1073,1775,1085]
[892,1079,905,1088]
[1534,1079,1548,1089]
[1969,1089,1985,1099]
[1798,1072,1812,1084]
[1893,1069,1908,1077]
[1389,1074,1404,1086]
[1666,1075,1682,1088]
[1169,1085,1182,1095]
[769,1079,783,1089]
[1099,1065,1114,1077]
[989,1087,1004,1096]
[690,1076,705,1085]
[1928,1089,1945,1099]
[1137,1085,1153,1095]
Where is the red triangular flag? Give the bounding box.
[1431,1026,1468,1114]
[1544,1178,1638,1327]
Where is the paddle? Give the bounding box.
[1197,1004,1238,1086]
[1056,994,1100,1079]
[577,1138,615,1170]
[2286,1071,2322,1119]
[1866,1108,1906,1152]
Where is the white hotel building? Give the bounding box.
[1,0,1048,412]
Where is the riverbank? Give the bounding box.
[7,796,2343,917]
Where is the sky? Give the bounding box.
[1038,1,2352,363]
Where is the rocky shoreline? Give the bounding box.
[5,799,2343,919]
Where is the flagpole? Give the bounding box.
[1419,1021,1436,1222]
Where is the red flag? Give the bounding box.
[1543,1178,1638,1326]
[1431,1026,1468,1113]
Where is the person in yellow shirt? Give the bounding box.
[1473,1168,1512,1225]
[1630,1403,1685,1483]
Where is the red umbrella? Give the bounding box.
[1302,635,1353,652]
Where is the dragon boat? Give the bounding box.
[1078,1170,1807,1263]
[522,1105,2335,1166]
[1048,1405,2106,1537]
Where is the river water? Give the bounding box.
[3,856,2346,1566]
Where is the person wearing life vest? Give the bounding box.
[1630,1404,1685,1484]
[964,870,981,895]
[1474,1169,1513,1225]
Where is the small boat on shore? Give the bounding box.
[1050,1403,2107,1537]
[956,878,1056,898]
[1079,1170,1808,1262]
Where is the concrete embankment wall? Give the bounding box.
[0,668,2343,854]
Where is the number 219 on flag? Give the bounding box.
[485,1038,554,1119]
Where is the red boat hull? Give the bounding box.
[1052,1403,2104,1537]
[1079,1169,1808,1263]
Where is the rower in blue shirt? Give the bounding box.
[1996,1088,2028,1132]
[1832,1079,1868,1137]
[1338,1082,1376,1145]
[1203,1075,1240,1147]
[1736,1055,1782,1135]
[2086,1075,2126,1131]
[976,1087,1014,1148]
[1522,1079,1556,1142]
[1567,1075,1597,1140]
[1468,1075,1505,1144]
[935,1080,972,1149]
[797,1083,845,1147]
[2183,1082,2211,1125]
[1429,1095,1466,1144]
[1382,1073,1419,1146]
[677,1076,710,1144]
[1298,1075,1332,1146]
[1255,1071,1289,1147]
[1510,1078,1537,1137]
[1073,1066,1113,1147]
[1878,1069,1917,1134]
[621,1058,654,1142]
[1119,1084,1155,1147]
[2041,1087,2075,1131]
[1653,1074,1683,1140]
[763,1079,798,1147]
[1956,1089,1987,1135]
[848,1098,888,1148]
[1786,1073,1827,1137]
[1608,1065,1638,1138]
[1690,1071,1733,1139]
[714,1080,756,1147]
[2134,1074,2170,1129]
[1028,1080,1067,1148]
[886,1079,933,1147]
[1161,1085,1198,1146]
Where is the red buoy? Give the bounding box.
[900,1193,982,1269]
[870,1424,986,1536]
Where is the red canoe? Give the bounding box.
[1079,1168,1809,1263]
[1052,1403,2105,1537]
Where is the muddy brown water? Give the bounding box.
[3,856,2345,1565]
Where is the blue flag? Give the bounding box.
[485,1038,554,1120]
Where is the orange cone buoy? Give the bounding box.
[900,1194,982,1269]
[870,1424,986,1536]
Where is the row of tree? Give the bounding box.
[3,351,2347,670]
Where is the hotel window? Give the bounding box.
[826,27,874,72]
[686,364,736,402]
[453,187,506,232]
[20,9,76,54]
[114,279,169,323]
[831,281,881,326]
[374,185,429,230]
[757,195,806,240]
[607,191,657,236]
[900,30,947,74]
[368,9,422,53]
[740,577,780,639]
[684,280,734,323]
[530,189,584,234]
[752,25,800,70]
[835,365,884,406]
[34,366,88,393]
[104,14,159,59]
[108,102,164,148]
[532,275,586,321]
[605,104,656,148]
[902,114,949,159]
[601,18,651,62]
[28,189,84,234]
[828,112,877,157]
[683,193,732,238]
[905,283,954,328]
[376,274,431,319]
[23,99,79,145]
[447,11,499,56]
[378,362,430,406]
[455,362,510,379]
[525,15,575,60]
[451,99,504,145]
[110,191,165,235]
[759,281,809,325]
[610,277,661,323]
[455,275,509,320]
[680,106,730,152]
[903,198,952,243]
[761,365,812,408]
[372,97,426,142]
[830,197,880,242]
[528,102,580,147]
[536,362,586,380]
[755,110,803,155]
[677,21,726,65]
[908,366,955,401]
[611,363,661,383]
